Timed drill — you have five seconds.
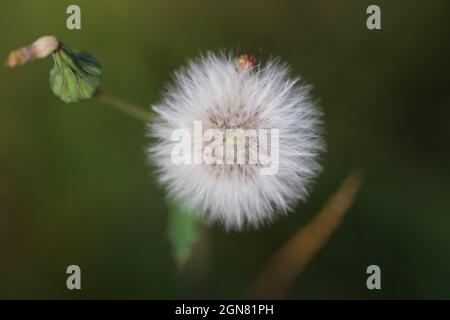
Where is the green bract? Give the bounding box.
[167,201,201,268]
[50,44,102,103]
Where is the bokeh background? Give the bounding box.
[1,0,449,299]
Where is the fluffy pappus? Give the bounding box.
[148,52,324,230]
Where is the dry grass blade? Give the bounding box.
[247,170,364,299]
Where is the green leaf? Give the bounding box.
[49,44,102,103]
[167,201,202,268]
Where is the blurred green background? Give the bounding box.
[1,0,449,299]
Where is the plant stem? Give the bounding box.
[247,170,364,299]
[95,91,152,123]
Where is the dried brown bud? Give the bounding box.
[5,35,59,68]
[235,54,257,72]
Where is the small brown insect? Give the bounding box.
[235,54,257,72]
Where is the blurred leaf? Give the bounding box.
[50,44,102,103]
[167,201,201,268]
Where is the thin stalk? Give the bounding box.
[247,170,364,299]
[95,91,152,123]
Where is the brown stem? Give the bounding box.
[247,170,364,299]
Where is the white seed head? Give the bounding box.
[148,52,324,230]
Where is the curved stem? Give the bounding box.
[95,91,153,123]
[247,170,364,299]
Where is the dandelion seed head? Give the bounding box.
[149,52,324,230]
